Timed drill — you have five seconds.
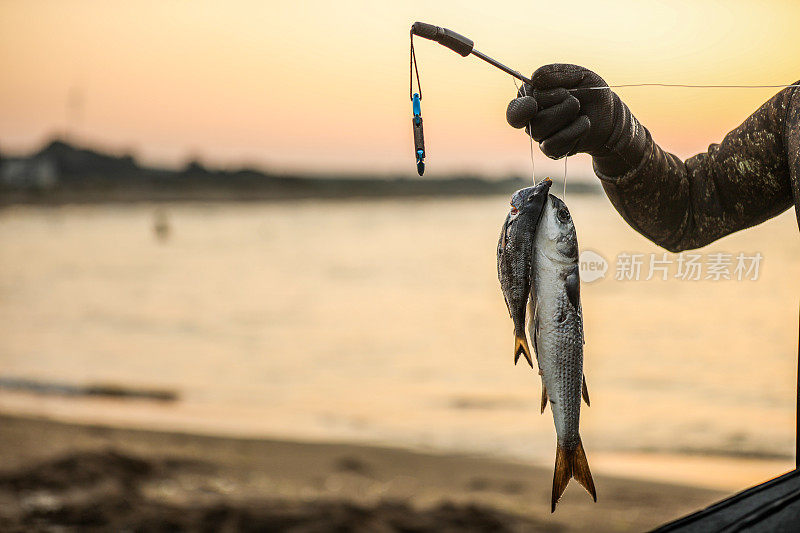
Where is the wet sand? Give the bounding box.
[0,414,731,531]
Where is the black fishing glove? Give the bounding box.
[506,64,648,177]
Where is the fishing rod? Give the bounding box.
[412,22,532,86]
[408,21,800,177]
[409,21,532,176]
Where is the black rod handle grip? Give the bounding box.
[411,22,474,57]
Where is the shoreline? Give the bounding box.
[0,138,599,208]
[0,412,741,531]
[0,390,790,494]
[0,185,600,208]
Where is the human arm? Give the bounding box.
[506,65,796,251]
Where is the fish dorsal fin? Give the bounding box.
[532,302,538,356]
[529,257,537,310]
[582,375,590,406]
[528,299,540,363]
[503,296,512,319]
[540,381,548,414]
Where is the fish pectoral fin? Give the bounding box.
[514,334,534,368]
[540,383,548,414]
[582,375,590,407]
[551,438,596,513]
[565,264,580,311]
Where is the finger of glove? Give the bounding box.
[539,115,591,159]
[506,96,538,129]
[516,83,534,98]
[528,94,580,142]
[534,88,570,109]
[530,64,586,90]
[531,64,609,105]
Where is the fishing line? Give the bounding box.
[572,83,800,91]
[409,30,422,100]
[512,77,536,185]
[562,138,582,200]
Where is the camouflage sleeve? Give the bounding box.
[596,85,798,252]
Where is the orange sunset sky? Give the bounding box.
[1,1,798,178]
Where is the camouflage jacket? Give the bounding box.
[596,83,800,252]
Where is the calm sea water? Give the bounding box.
[1,196,798,467]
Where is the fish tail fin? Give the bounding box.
[551,444,571,513]
[514,334,533,368]
[551,438,596,513]
[572,438,596,502]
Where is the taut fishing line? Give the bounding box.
[574,83,800,90]
[408,21,799,179]
[512,77,536,185]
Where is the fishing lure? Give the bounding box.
[411,93,425,176]
[409,22,533,176]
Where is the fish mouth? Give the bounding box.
[536,177,553,192]
[528,178,552,227]
[510,178,552,211]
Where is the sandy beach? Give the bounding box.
[0,413,735,532]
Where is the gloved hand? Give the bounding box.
[506,64,648,177]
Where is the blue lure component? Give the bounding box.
[409,22,538,177]
[411,93,425,176]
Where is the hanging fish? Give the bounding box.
[529,193,595,512]
[497,178,552,367]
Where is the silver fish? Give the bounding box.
[529,194,595,512]
[497,178,552,367]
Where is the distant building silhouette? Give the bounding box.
[0,154,58,190]
[0,138,600,203]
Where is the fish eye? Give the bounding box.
[527,194,535,202]
[557,207,570,222]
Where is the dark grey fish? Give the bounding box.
[529,194,595,512]
[496,178,552,367]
